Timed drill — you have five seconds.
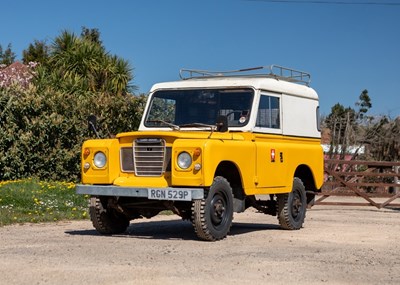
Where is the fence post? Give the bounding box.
[395,165,399,194]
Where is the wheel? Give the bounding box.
[191,176,233,241]
[277,177,306,230]
[89,196,130,234]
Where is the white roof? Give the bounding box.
[150,77,319,100]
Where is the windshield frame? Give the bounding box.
[143,87,255,130]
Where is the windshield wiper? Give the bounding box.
[147,120,180,130]
[179,123,217,130]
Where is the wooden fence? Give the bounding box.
[313,159,400,209]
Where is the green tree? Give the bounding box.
[22,40,49,64]
[80,26,102,45]
[355,89,372,120]
[33,27,135,95]
[325,103,357,159]
[0,27,145,181]
[0,43,16,65]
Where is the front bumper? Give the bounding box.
[76,184,204,200]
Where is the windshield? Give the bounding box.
[144,88,254,129]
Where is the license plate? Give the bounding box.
[148,189,192,201]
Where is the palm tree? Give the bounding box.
[102,55,133,96]
[33,27,135,95]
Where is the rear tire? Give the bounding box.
[277,177,306,230]
[89,196,130,234]
[192,176,233,241]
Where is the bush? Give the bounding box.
[0,84,146,181]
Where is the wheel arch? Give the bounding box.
[215,160,245,200]
[294,164,320,205]
[294,164,318,192]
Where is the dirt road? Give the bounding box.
[1,197,399,285]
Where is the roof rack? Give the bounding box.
[179,65,311,86]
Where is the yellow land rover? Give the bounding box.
[76,65,324,241]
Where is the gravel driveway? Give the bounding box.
[1,197,399,285]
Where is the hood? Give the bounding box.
[116,130,247,142]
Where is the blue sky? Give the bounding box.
[1,0,399,117]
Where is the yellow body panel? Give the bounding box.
[252,134,324,194]
[81,130,324,195]
[81,139,120,184]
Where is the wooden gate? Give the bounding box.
[313,159,400,209]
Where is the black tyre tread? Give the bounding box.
[89,196,129,235]
[277,177,306,230]
[277,194,293,230]
[192,199,213,241]
[191,176,233,241]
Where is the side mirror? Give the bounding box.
[216,115,228,132]
[87,115,100,138]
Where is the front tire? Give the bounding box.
[277,177,307,230]
[89,196,130,234]
[192,176,233,241]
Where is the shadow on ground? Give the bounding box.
[65,219,281,241]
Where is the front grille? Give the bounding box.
[134,138,167,176]
[120,139,172,176]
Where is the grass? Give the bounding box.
[0,179,88,226]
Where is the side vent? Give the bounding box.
[120,147,134,172]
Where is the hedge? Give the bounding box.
[0,84,146,181]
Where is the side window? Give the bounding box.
[316,106,321,132]
[256,95,280,129]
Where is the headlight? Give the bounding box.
[177,152,192,169]
[93,151,107,168]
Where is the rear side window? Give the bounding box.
[256,95,280,129]
[316,106,321,132]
